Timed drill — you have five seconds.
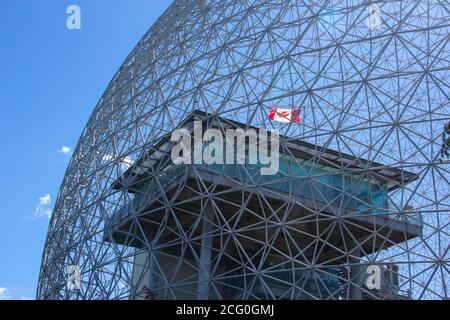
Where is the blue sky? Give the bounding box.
[0,0,172,300]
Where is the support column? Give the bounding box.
[148,248,160,295]
[131,247,160,300]
[349,247,363,300]
[197,201,214,300]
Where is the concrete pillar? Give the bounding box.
[349,247,363,300]
[197,201,214,300]
[148,249,160,292]
[131,247,160,300]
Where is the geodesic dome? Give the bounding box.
[37,0,449,300]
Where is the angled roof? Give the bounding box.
[113,110,418,191]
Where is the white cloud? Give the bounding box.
[0,287,10,300]
[34,194,52,219]
[0,287,33,300]
[101,153,134,170]
[58,146,72,155]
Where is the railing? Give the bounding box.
[107,161,423,228]
[200,162,389,215]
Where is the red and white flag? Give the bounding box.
[268,107,301,123]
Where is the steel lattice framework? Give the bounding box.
[37,0,449,300]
